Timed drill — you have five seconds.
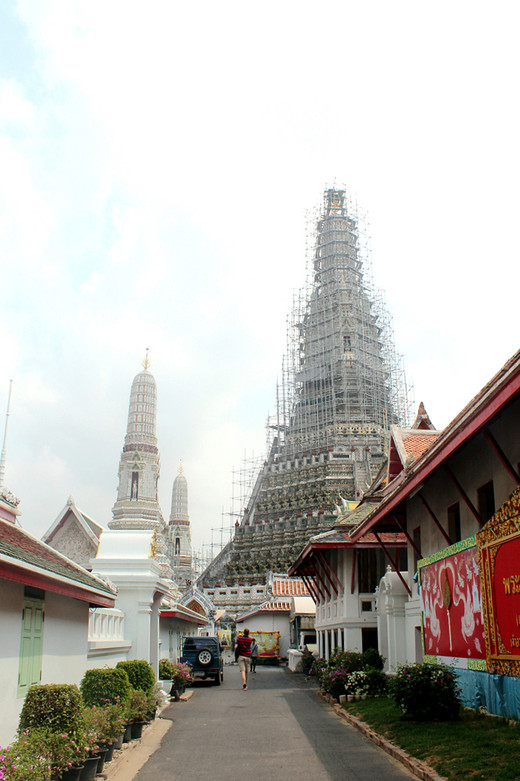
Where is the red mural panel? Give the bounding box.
[484,534,520,658]
[420,546,485,659]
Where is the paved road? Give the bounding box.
[135,665,414,781]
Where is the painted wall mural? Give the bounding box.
[418,536,485,665]
[477,485,520,676]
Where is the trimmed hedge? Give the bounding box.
[116,660,155,693]
[80,667,131,706]
[158,658,175,680]
[18,683,84,739]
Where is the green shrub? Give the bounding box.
[389,662,461,721]
[310,657,328,683]
[158,658,175,680]
[327,648,365,674]
[301,650,314,675]
[116,660,155,693]
[80,667,131,706]
[1,730,52,781]
[345,670,368,695]
[18,684,84,740]
[362,648,385,671]
[363,666,388,696]
[320,667,350,699]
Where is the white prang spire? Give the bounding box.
[168,462,193,589]
[110,361,161,527]
[0,379,13,490]
[109,355,174,580]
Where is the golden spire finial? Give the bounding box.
[142,347,151,370]
[179,460,183,476]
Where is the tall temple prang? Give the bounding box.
[109,353,174,581]
[168,462,193,589]
[200,186,413,588]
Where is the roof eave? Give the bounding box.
[0,554,116,607]
[350,357,520,542]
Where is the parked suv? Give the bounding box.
[180,636,224,685]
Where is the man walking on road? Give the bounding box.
[234,628,253,690]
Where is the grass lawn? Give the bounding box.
[343,697,520,781]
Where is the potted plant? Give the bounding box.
[145,684,163,721]
[126,690,150,739]
[170,662,193,701]
[82,706,106,780]
[158,658,175,690]
[1,730,53,781]
[100,701,127,761]
[44,731,87,781]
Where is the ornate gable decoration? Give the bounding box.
[149,530,157,559]
[477,485,520,676]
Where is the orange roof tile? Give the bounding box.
[402,432,441,460]
[237,600,292,621]
[271,578,309,597]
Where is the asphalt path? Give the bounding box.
[135,665,414,781]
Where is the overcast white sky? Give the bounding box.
[1,1,518,557]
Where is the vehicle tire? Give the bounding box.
[197,649,214,667]
[213,673,221,686]
[220,668,224,683]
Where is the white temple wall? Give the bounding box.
[0,580,25,745]
[238,612,291,659]
[0,581,90,747]
[159,619,195,663]
[314,548,377,659]
[43,593,89,684]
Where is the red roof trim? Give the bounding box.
[0,561,115,607]
[350,359,520,542]
[160,610,208,625]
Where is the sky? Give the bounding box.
[0,1,518,560]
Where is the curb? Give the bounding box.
[320,693,446,781]
[99,696,193,781]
